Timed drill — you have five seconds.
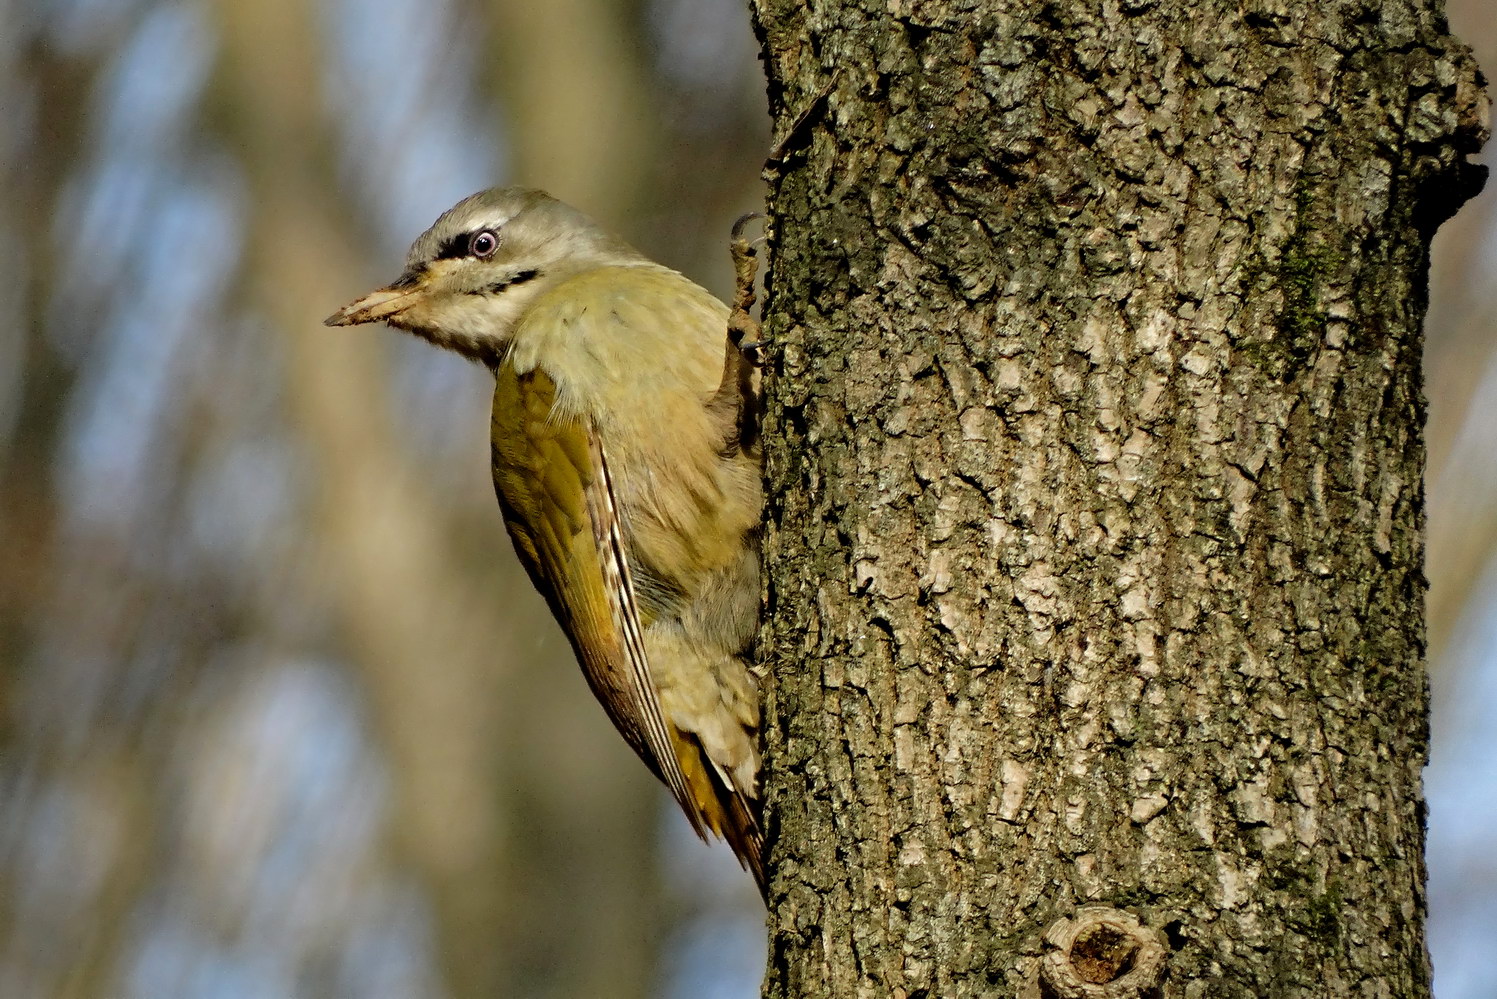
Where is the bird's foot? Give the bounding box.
[729,213,766,365]
[716,212,768,454]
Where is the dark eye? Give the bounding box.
[469,230,499,258]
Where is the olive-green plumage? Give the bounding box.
[326,188,764,889]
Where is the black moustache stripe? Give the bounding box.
[472,268,542,296]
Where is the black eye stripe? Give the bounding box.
[433,232,471,261]
[432,226,503,261]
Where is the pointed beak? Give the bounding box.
[323,274,425,327]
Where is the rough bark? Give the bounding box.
[748,1,1487,996]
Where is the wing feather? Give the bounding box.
[582,431,703,829]
[490,363,701,829]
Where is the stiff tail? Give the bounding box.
[671,728,766,897]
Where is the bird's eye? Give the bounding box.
[469,230,499,258]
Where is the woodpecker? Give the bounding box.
[326,188,765,889]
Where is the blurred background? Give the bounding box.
[0,0,1490,997]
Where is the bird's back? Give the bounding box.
[492,263,765,885]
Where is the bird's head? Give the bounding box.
[325,187,643,366]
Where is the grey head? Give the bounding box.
[325,186,646,365]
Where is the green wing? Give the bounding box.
[489,362,704,832]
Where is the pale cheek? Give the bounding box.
[402,296,508,345]
[461,292,533,339]
[440,296,500,336]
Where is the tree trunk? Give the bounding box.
[748,1,1487,996]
